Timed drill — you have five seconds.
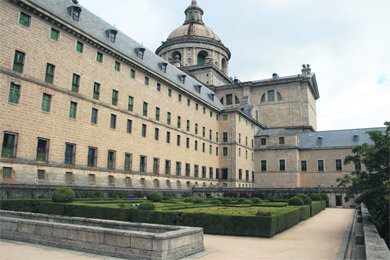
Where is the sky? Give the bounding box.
[79,0,390,131]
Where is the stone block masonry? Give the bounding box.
[0,210,204,260]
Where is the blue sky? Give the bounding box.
[80,0,390,131]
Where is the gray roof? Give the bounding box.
[256,128,295,136]
[27,0,224,110]
[298,127,386,149]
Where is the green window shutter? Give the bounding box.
[8,83,20,104]
[19,12,30,27]
[128,96,134,111]
[50,28,59,41]
[41,94,51,112]
[72,74,80,92]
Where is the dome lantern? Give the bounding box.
[184,0,204,25]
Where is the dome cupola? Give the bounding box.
[184,0,204,24]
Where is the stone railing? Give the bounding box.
[0,210,204,260]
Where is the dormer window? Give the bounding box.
[208,93,215,101]
[106,29,117,43]
[179,74,186,84]
[353,134,359,142]
[137,48,145,59]
[317,136,323,146]
[68,6,81,22]
[194,85,202,93]
[160,62,168,73]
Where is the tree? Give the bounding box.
[337,122,390,246]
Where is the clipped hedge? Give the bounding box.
[299,205,311,220]
[0,199,312,238]
[310,201,323,216]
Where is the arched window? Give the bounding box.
[197,51,208,65]
[277,92,283,101]
[261,94,266,103]
[172,51,181,61]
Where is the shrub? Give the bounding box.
[184,198,193,202]
[311,201,323,216]
[310,193,322,201]
[182,192,192,197]
[138,201,155,210]
[146,191,163,202]
[238,198,247,203]
[288,196,304,206]
[250,197,262,204]
[52,187,75,203]
[210,199,221,205]
[241,199,253,204]
[81,191,102,198]
[221,197,233,204]
[296,194,312,205]
[256,210,271,217]
[192,197,204,204]
[319,193,329,207]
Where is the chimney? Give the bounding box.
[301,64,308,77]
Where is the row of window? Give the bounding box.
[1,166,214,188]
[259,159,360,172]
[237,169,254,182]
[1,132,224,178]
[260,137,285,146]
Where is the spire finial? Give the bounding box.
[192,0,197,5]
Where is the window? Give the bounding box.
[195,124,198,135]
[19,12,31,27]
[155,107,160,121]
[301,161,307,171]
[194,165,199,177]
[126,119,132,133]
[114,61,120,71]
[216,132,219,142]
[130,69,135,78]
[168,89,172,97]
[76,41,83,53]
[137,48,145,59]
[45,63,55,83]
[96,52,103,63]
[187,120,190,131]
[185,163,190,177]
[261,138,267,145]
[210,111,213,118]
[156,83,161,91]
[256,110,259,121]
[112,90,118,106]
[144,76,149,85]
[202,143,205,152]
[203,107,206,114]
[2,132,18,158]
[235,96,240,104]
[318,160,324,171]
[64,143,76,165]
[277,92,283,101]
[88,174,96,184]
[209,167,213,179]
[202,166,206,178]
[141,124,147,137]
[186,138,190,148]
[202,127,205,137]
[268,90,275,102]
[238,148,241,156]
[13,50,25,73]
[125,177,131,186]
[65,172,74,183]
[107,150,116,169]
[226,94,233,105]
[177,116,181,128]
[70,6,81,21]
[108,175,115,185]
[223,115,228,121]
[37,170,46,181]
[36,138,49,162]
[279,137,285,145]
[279,160,286,171]
[354,161,361,171]
[154,128,159,140]
[223,147,228,156]
[223,132,228,142]
[336,159,342,171]
[87,147,97,167]
[8,83,20,104]
[178,94,182,102]
[216,147,219,156]
[177,135,181,146]
[195,103,199,110]
[195,140,198,151]
[124,153,132,171]
[128,96,134,111]
[153,158,159,175]
[246,170,250,181]
[261,160,267,171]
[246,137,248,146]
[187,99,190,106]
[245,150,248,159]
[91,108,98,124]
[41,93,51,112]
[165,160,171,175]
[209,145,212,155]
[71,74,80,92]
[167,112,171,125]
[143,102,148,116]
[209,130,213,141]
[110,114,116,129]
[93,82,100,100]
[261,94,266,103]
[176,162,181,176]
[166,131,170,143]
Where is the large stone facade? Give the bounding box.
[0,0,384,194]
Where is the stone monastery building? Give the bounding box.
[0,0,384,193]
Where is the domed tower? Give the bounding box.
[156,0,232,86]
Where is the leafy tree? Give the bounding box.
[337,122,390,246]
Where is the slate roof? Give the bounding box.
[298,128,386,149]
[256,128,295,136]
[26,0,224,110]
